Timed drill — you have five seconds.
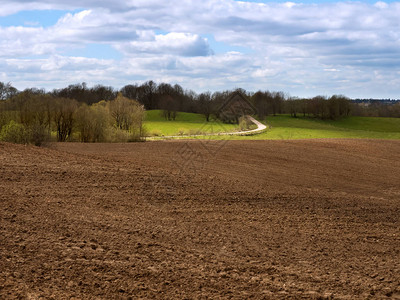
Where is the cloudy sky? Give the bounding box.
[1,0,400,98]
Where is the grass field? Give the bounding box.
[144,111,400,140]
[248,115,400,140]
[144,110,240,136]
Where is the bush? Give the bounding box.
[177,128,186,136]
[188,129,202,135]
[108,127,130,142]
[238,117,252,131]
[150,129,162,137]
[75,104,111,142]
[28,123,49,146]
[0,120,28,144]
[140,126,149,139]
[129,128,144,142]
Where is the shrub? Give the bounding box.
[188,129,202,135]
[129,127,144,142]
[75,104,111,142]
[28,122,49,146]
[150,129,162,137]
[108,127,130,142]
[0,120,28,144]
[239,116,252,131]
[177,128,186,136]
[140,126,149,139]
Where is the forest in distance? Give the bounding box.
[1,81,399,118]
[1,81,400,146]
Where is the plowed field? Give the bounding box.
[1,139,399,299]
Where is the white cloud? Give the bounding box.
[118,32,212,57]
[1,0,400,98]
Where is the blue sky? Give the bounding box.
[1,1,400,98]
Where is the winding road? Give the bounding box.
[148,115,267,139]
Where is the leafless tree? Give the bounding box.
[53,98,78,142]
[108,93,145,140]
[198,92,213,122]
[0,82,18,101]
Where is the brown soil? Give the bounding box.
[1,139,399,299]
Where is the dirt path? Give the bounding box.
[149,115,267,139]
[241,116,267,135]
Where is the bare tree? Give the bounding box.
[198,92,213,122]
[159,95,179,121]
[252,91,268,120]
[108,93,145,140]
[5,91,53,145]
[109,93,132,130]
[138,81,157,110]
[75,103,111,142]
[0,82,18,101]
[121,84,139,100]
[53,98,78,142]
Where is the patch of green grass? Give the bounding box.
[213,115,400,140]
[317,116,400,132]
[144,110,239,136]
[144,111,400,140]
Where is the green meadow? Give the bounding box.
[144,111,400,140]
[246,115,400,140]
[144,110,240,136]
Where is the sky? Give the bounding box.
[0,1,400,98]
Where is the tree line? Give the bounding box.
[351,100,400,118]
[1,80,398,145]
[0,89,144,146]
[0,81,353,119]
